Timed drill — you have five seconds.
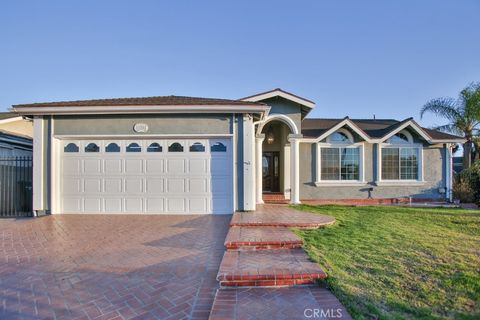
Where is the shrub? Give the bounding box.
[456,161,480,204]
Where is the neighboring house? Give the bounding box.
[0,113,33,157]
[0,112,33,138]
[12,89,464,215]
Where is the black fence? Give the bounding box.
[0,157,33,217]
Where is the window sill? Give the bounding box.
[315,181,367,187]
[374,181,426,186]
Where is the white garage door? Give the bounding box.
[59,138,233,214]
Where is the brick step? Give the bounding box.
[262,193,286,201]
[217,249,327,287]
[263,200,290,204]
[230,210,335,229]
[225,227,303,250]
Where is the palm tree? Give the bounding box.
[420,82,480,170]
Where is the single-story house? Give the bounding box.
[12,89,464,215]
[0,113,33,157]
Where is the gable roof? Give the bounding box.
[240,88,315,109]
[0,112,20,121]
[13,95,264,108]
[302,118,465,143]
[12,95,270,115]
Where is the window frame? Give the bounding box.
[315,141,365,186]
[378,134,424,185]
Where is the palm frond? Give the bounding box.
[420,97,460,122]
[432,124,463,136]
[461,82,480,120]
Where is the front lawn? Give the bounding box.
[294,205,480,320]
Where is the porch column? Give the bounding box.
[255,134,265,204]
[32,116,45,214]
[288,134,303,204]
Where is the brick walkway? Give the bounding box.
[211,204,351,319]
[209,286,352,320]
[0,214,230,320]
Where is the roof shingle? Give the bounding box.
[13,95,265,108]
[301,118,464,141]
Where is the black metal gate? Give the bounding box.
[0,157,33,217]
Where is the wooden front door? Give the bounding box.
[262,152,280,193]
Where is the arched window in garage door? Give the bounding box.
[64,143,79,153]
[105,143,121,152]
[147,143,162,152]
[168,142,184,152]
[85,143,100,152]
[126,142,142,152]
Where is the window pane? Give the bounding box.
[105,143,120,152]
[321,148,340,180]
[189,142,205,152]
[147,143,162,152]
[126,143,141,152]
[85,143,99,152]
[382,148,399,180]
[64,143,79,153]
[211,142,227,152]
[341,148,360,180]
[168,142,184,152]
[329,132,351,143]
[389,133,410,144]
[400,148,418,180]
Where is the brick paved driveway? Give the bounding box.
[0,214,230,320]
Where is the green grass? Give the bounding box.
[293,205,480,320]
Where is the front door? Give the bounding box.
[262,152,280,193]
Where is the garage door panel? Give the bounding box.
[63,159,81,175]
[211,158,230,175]
[63,198,82,212]
[146,198,164,212]
[60,138,232,214]
[125,198,143,212]
[146,178,164,193]
[63,178,81,194]
[211,177,231,194]
[125,178,143,193]
[189,159,208,173]
[85,178,102,193]
[105,159,123,173]
[167,198,185,212]
[105,178,123,193]
[167,178,185,193]
[167,159,186,174]
[84,159,102,174]
[84,198,102,212]
[189,178,207,193]
[105,198,122,212]
[146,159,164,173]
[125,159,143,174]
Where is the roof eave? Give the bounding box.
[240,89,316,109]
[12,104,271,116]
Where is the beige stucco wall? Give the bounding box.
[0,118,33,137]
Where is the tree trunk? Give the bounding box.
[473,138,480,163]
[463,140,472,170]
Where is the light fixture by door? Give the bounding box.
[266,126,275,144]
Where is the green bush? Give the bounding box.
[457,161,480,204]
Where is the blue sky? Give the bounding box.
[0,0,479,128]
